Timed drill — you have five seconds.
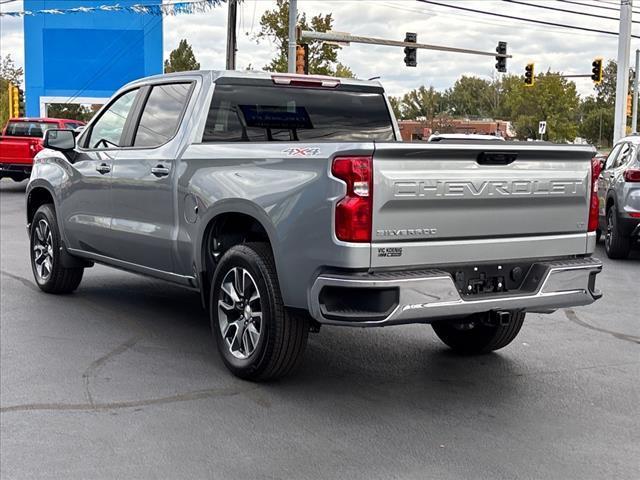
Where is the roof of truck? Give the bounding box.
[126,69,384,89]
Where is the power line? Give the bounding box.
[381,2,613,41]
[416,0,640,39]
[503,0,640,25]
[557,0,640,16]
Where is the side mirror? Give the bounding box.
[43,129,76,152]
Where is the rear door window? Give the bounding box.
[202,83,395,142]
[5,121,55,138]
[133,83,192,148]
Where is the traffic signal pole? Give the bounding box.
[299,30,511,64]
[614,0,633,143]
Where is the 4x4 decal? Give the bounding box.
[282,147,321,157]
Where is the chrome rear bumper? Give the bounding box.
[309,257,602,326]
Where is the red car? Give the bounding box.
[0,117,85,182]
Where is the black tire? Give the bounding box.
[432,311,525,354]
[209,242,308,381]
[29,204,84,294]
[604,206,631,259]
[596,228,602,243]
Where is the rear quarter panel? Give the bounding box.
[176,143,374,309]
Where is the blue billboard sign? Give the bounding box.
[24,0,163,116]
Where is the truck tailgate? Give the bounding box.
[0,136,36,165]
[371,142,595,268]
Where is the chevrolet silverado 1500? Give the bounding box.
[26,71,602,380]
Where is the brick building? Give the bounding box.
[398,119,516,141]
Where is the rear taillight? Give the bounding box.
[623,168,640,182]
[588,157,600,232]
[30,140,44,154]
[331,156,373,242]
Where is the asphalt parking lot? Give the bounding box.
[1,178,639,480]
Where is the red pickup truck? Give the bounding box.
[0,117,85,182]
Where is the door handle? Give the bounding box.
[151,165,170,177]
[96,163,111,174]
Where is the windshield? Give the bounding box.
[5,121,56,138]
[202,84,395,142]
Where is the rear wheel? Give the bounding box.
[604,206,631,259]
[432,311,525,354]
[30,204,84,293]
[209,242,308,381]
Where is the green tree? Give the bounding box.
[578,59,634,147]
[579,105,614,147]
[164,39,200,73]
[396,86,444,120]
[594,59,619,106]
[499,72,580,142]
[444,76,496,118]
[255,0,354,77]
[334,62,355,79]
[0,54,24,126]
[388,96,403,120]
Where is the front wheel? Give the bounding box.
[432,311,525,354]
[30,204,84,293]
[209,243,308,381]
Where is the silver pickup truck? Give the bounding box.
[27,70,602,380]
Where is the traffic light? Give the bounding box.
[7,83,20,118]
[296,44,306,74]
[524,63,535,87]
[17,87,25,117]
[591,58,603,84]
[404,32,417,67]
[627,94,632,116]
[495,41,507,72]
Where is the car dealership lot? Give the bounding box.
[1,179,639,480]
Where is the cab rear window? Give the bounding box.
[202,84,395,142]
[5,121,56,138]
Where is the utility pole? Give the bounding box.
[633,48,640,133]
[225,0,237,70]
[614,0,633,143]
[287,0,297,73]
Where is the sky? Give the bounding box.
[1,0,640,98]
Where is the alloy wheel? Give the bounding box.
[33,219,54,282]
[217,267,263,359]
[605,210,613,251]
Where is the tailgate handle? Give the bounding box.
[477,152,518,165]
